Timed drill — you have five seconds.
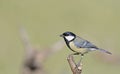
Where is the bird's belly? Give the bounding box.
[69,42,88,53]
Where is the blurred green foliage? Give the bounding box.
[0,0,120,74]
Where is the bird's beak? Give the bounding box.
[60,34,64,37]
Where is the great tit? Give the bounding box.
[60,31,112,56]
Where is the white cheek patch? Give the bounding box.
[65,36,74,41]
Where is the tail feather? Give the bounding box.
[98,48,112,55]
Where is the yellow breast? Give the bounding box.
[69,42,88,54]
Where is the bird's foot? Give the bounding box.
[73,52,81,55]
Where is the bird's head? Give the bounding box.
[60,31,76,41]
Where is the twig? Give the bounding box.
[20,26,45,74]
[67,54,82,74]
[20,26,35,59]
[19,26,64,74]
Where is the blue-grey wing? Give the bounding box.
[74,36,97,48]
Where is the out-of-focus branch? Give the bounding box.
[19,27,65,74]
[20,26,35,59]
[20,26,45,74]
[67,54,82,74]
[50,40,65,54]
[38,40,64,61]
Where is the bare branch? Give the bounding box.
[19,26,65,74]
[50,40,65,53]
[19,26,35,58]
[67,54,82,74]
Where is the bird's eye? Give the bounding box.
[65,34,68,36]
[63,33,69,36]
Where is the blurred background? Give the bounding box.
[0,0,120,74]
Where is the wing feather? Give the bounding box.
[74,36,97,48]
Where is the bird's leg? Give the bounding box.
[72,52,83,66]
[80,54,84,62]
[77,54,84,66]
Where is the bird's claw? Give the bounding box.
[73,52,81,55]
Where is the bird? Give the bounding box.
[60,31,112,59]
